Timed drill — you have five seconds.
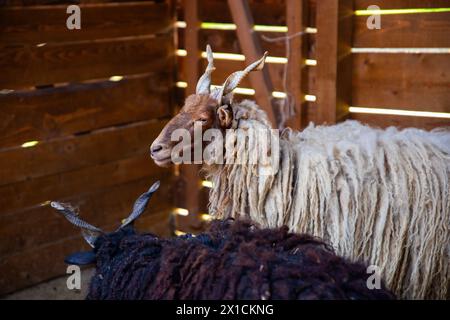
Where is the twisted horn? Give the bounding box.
[196,45,215,95]
[118,180,160,230]
[51,202,104,248]
[211,51,268,105]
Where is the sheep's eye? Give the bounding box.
[198,118,208,123]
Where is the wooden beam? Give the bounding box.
[315,0,353,124]
[0,2,171,45]
[227,0,278,128]
[182,0,201,229]
[1,34,172,90]
[284,0,308,130]
[0,74,171,149]
[185,0,201,96]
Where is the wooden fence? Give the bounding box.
[0,0,176,295]
[173,0,450,234]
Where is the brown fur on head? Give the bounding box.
[150,45,268,167]
[150,94,232,167]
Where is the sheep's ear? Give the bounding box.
[217,105,233,128]
[64,251,97,266]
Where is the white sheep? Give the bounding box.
[150,45,450,299]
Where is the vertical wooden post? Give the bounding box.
[185,0,200,97]
[315,0,353,124]
[227,0,278,128]
[284,0,308,130]
[182,0,201,230]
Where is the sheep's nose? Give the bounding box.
[151,144,163,156]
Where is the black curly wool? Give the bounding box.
[87,220,395,300]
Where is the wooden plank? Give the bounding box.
[0,120,167,186]
[185,0,200,95]
[354,0,450,10]
[198,185,209,214]
[177,0,316,27]
[0,33,173,89]
[0,2,171,45]
[174,214,208,235]
[228,0,278,127]
[304,100,318,126]
[353,83,450,114]
[0,209,171,295]
[350,113,450,130]
[191,0,317,27]
[182,0,201,229]
[199,0,287,26]
[178,5,317,53]
[0,175,172,257]
[0,73,171,149]
[284,0,308,130]
[315,0,353,124]
[0,0,153,5]
[352,53,450,113]
[195,29,316,61]
[307,0,316,28]
[0,154,169,215]
[354,13,450,48]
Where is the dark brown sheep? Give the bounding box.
[52,182,395,300]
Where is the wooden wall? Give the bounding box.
[0,0,176,295]
[2,0,448,294]
[173,0,450,234]
[349,0,450,129]
[177,0,317,126]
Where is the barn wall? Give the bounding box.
[173,0,317,234]
[174,0,450,234]
[1,0,448,294]
[349,0,450,129]
[0,0,176,295]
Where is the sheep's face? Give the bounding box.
[151,44,267,167]
[150,94,232,167]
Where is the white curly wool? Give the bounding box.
[204,100,450,300]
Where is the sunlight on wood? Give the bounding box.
[349,107,450,119]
